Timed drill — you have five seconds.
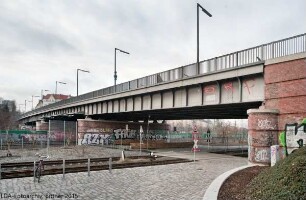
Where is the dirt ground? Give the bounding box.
[218,166,268,200]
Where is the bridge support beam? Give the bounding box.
[247,106,279,165]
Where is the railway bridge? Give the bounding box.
[19,33,306,164]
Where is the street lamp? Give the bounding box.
[77,68,90,96]
[114,48,130,89]
[18,104,24,112]
[55,81,67,95]
[197,3,212,74]
[41,89,49,100]
[31,95,40,110]
[24,100,32,112]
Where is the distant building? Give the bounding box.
[0,98,16,112]
[35,94,71,108]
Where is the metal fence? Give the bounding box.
[21,33,306,118]
[0,120,77,150]
[167,132,248,145]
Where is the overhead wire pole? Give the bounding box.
[24,100,31,112]
[47,120,50,157]
[41,89,49,100]
[197,3,212,75]
[55,81,67,95]
[114,48,130,91]
[31,95,40,110]
[146,115,150,150]
[77,68,90,96]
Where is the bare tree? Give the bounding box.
[0,100,19,156]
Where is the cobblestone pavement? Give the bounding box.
[0,149,247,200]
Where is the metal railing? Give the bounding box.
[21,33,306,119]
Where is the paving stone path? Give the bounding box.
[0,148,247,200]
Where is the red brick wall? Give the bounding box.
[264,59,306,84]
[265,79,306,99]
[264,58,306,130]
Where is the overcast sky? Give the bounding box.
[0,0,305,112]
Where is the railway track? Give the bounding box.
[0,156,191,179]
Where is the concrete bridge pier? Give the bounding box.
[247,107,279,165]
[35,120,49,131]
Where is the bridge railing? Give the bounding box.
[21,33,306,118]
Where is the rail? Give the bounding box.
[21,33,306,119]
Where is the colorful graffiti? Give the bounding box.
[257,119,276,130]
[279,119,306,155]
[79,128,168,145]
[204,85,217,102]
[243,78,255,95]
[251,132,275,146]
[223,81,234,101]
[254,148,270,162]
[113,129,136,140]
[81,133,112,145]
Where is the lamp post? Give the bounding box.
[197,3,212,74]
[114,48,129,89]
[31,95,40,110]
[77,69,90,96]
[24,100,31,112]
[55,81,67,95]
[41,89,49,100]
[18,104,24,112]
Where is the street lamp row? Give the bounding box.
[55,68,91,97]
[24,68,90,112]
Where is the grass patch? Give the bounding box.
[246,146,306,200]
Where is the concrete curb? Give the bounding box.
[203,164,259,200]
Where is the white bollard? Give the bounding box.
[271,145,280,167]
[63,159,65,179]
[87,158,90,176]
[33,161,36,182]
[109,158,112,173]
[121,151,125,161]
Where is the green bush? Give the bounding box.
[247,146,306,200]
